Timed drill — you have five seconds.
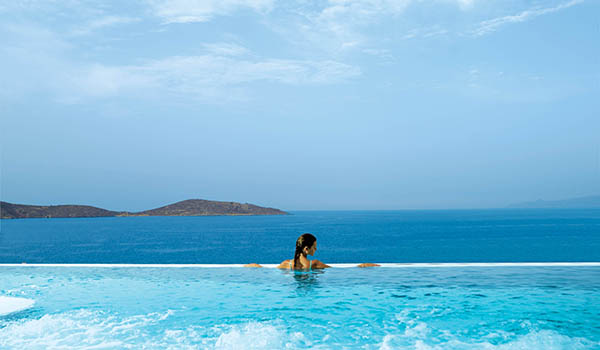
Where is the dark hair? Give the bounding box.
[293,233,316,269]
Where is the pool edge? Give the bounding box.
[1,262,599,268]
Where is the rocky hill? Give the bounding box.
[1,199,287,219]
[127,199,287,216]
[0,202,118,219]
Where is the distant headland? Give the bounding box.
[0,199,288,219]
[507,195,600,209]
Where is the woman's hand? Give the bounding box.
[243,263,263,268]
[357,263,380,268]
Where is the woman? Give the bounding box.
[244,233,379,269]
[277,233,329,270]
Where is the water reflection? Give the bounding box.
[280,269,325,294]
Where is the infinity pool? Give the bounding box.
[1,265,599,349]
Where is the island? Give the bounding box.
[0,199,288,219]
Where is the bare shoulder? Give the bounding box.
[277,259,292,269]
[311,260,331,269]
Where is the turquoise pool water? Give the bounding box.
[1,265,599,349]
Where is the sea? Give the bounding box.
[1,209,599,264]
[1,209,599,349]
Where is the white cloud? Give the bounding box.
[423,28,448,38]
[68,55,360,101]
[401,25,448,40]
[147,0,274,23]
[455,0,475,11]
[262,0,412,57]
[272,0,584,56]
[1,19,360,104]
[145,0,474,27]
[0,23,75,100]
[72,16,140,36]
[362,48,392,58]
[70,64,155,98]
[471,0,584,36]
[266,0,476,54]
[202,42,250,56]
[60,55,360,103]
[304,0,412,49]
[98,55,359,92]
[2,0,587,105]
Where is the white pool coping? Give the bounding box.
[0,262,598,268]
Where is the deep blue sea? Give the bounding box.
[1,209,599,263]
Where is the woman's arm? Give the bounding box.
[311,260,331,269]
[243,263,262,267]
[356,263,380,267]
[277,259,292,269]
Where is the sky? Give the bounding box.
[1,0,599,211]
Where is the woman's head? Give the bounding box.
[293,233,317,268]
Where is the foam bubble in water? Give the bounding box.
[379,321,598,350]
[0,309,307,350]
[214,322,307,350]
[0,309,175,349]
[2,308,597,349]
[0,296,35,316]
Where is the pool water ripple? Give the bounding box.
[1,266,599,349]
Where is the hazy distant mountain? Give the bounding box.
[507,195,600,209]
[0,199,287,219]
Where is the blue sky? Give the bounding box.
[1,0,599,210]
